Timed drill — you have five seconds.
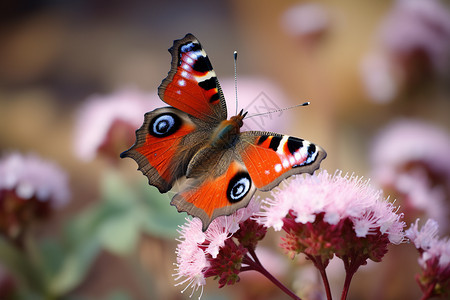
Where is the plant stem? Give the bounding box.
[420,281,436,300]
[341,268,354,300]
[306,254,332,300]
[243,249,302,300]
[340,254,364,300]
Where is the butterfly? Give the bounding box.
[121,33,327,231]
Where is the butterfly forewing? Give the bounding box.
[158,33,227,123]
[120,107,210,193]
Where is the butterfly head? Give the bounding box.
[230,109,248,128]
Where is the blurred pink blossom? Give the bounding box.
[360,51,399,103]
[379,0,450,74]
[0,152,69,238]
[74,87,157,161]
[361,0,450,102]
[280,3,331,42]
[0,152,69,207]
[406,219,450,298]
[371,119,450,230]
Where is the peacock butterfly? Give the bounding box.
[121,33,327,231]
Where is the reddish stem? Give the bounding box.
[341,268,354,300]
[306,254,333,300]
[243,249,302,300]
[419,281,437,300]
[340,254,364,300]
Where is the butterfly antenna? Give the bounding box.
[234,50,238,116]
[245,102,311,119]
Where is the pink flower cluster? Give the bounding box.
[259,170,405,245]
[406,219,450,298]
[371,119,450,230]
[280,3,330,43]
[74,87,156,161]
[361,0,450,102]
[173,199,263,298]
[174,170,407,299]
[258,170,406,299]
[0,153,69,207]
[0,153,69,238]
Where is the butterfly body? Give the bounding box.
[121,34,327,231]
[208,111,246,149]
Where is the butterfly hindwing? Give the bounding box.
[120,107,210,193]
[237,131,327,190]
[170,130,327,231]
[171,147,255,231]
[158,33,227,122]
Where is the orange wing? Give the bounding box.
[238,132,327,190]
[120,107,209,193]
[171,153,255,231]
[158,33,227,123]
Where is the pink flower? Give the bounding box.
[0,152,70,238]
[406,219,439,251]
[173,198,265,298]
[280,3,331,42]
[379,0,450,74]
[406,219,450,298]
[260,170,405,245]
[370,119,450,231]
[361,0,450,102]
[360,51,399,103]
[0,153,69,207]
[174,219,208,299]
[259,169,405,298]
[74,87,156,161]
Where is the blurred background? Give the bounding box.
[0,0,449,299]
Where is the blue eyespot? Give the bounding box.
[227,172,251,203]
[149,113,181,138]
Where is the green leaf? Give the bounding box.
[101,172,186,239]
[0,237,44,294]
[97,211,141,256]
[137,181,186,238]
[48,237,99,296]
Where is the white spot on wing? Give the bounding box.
[300,144,309,157]
[289,156,295,165]
[190,51,201,59]
[178,79,186,86]
[275,164,282,172]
